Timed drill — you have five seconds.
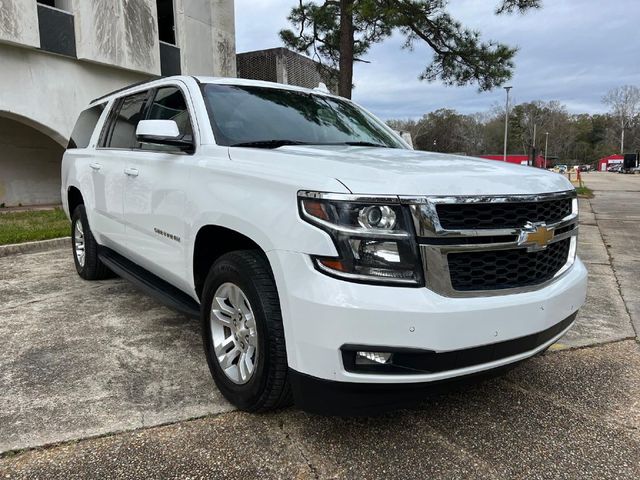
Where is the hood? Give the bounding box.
[228,145,574,196]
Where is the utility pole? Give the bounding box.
[621,119,625,153]
[503,86,512,162]
[532,123,536,166]
[544,132,549,169]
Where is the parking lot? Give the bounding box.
[1,173,639,479]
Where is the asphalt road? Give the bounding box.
[1,172,639,479]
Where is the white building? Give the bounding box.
[0,0,235,206]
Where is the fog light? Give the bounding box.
[355,351,393,365]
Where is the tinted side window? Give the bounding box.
[68,103,106,149]
[105,91,149,149]
[143,87,193,151]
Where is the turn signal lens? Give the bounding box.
[303,199,329,220]
[318,258,347,272]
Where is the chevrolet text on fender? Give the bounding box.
[61,76,588,415]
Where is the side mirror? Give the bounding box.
[136,120,193,151]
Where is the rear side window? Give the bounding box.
[68,103,106,149]
[102,90,150,149]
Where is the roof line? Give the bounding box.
[90,79,154,104]
[90,75,189,104]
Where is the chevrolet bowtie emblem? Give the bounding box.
[518,222,554,251]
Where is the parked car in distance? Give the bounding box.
[607,164,623,173]
[61,76,587,415]
[554,164,568,174]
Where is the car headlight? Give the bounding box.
[298,191,423,286]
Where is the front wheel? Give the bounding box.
[71,205,111,280]
[201,250,292,412]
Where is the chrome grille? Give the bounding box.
[448,238,571,291]
[436,198,572,230]
[404,191,579,297]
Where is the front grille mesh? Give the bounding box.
[447,238,571,291]
[436,198,572,230]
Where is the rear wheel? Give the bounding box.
[201,250,291,412]
[71,205,111,280]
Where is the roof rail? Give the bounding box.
[90,78,156,104]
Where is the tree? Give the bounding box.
[506,101,571,158]
[602,85,640,153]
[280,0,541,98]
[386,99,629,168]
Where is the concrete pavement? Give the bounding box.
[0,249,232,454]
[1,172,639,478]
[581,172,640,337]
[2,341,639,479]
[555,193,635,350]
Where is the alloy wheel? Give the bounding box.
[210,282,258,384]
[73,220,86,267]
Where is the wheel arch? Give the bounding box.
[67,186,84,216]
[192,224,268,300]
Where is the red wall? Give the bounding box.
[597,155,623,171]
[479,155,547,168]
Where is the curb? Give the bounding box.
[0,237,70,258]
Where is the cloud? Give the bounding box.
[235,0,640,119]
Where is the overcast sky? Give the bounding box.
[234,0,640,120]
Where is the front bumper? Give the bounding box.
[289,312,576,415]
[267,249,587,384]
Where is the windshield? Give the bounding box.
[202,84,406,149]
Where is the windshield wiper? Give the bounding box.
[230,139,392,149]
[339,141,390,148]
[230,140,312,149]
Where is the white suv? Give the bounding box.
[62,76,587,414]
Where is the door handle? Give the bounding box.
[124,167,139,177]
[90,163,102,171]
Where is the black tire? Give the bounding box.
[71,205,111,280]
[201,250,292,412]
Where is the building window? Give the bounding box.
[156,0,176,45]
[37,1,72,12]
